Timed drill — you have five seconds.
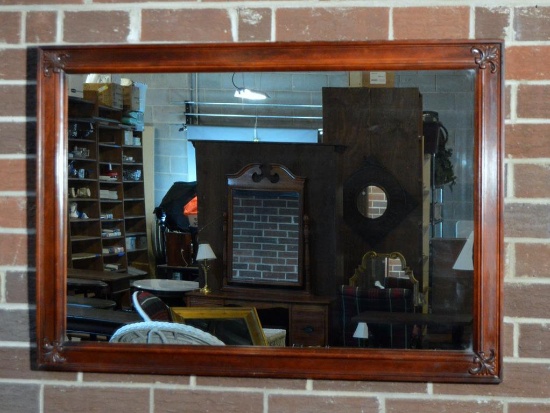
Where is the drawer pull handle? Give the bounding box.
[302,326,314,334]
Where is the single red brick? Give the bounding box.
[155,389,263,413]
[276,8,389,41]
[518,323,550,358]
[0,12,21,43]
[509,403,550,413]
[26,11,57,43]
[0,122,35,154]
[515,243,550,279]
[506,124,550,158]
[64,11,130,43]
[393,7,469,39]
[5,271,34,304]
[387,399,503,413]
[505,283,550,319]
[514,7,550,41]
[475,7,511,39]
[507,46,550,80]
[44,386,149,413]
[269,394,378,413]
[0,234,30,267]
[0,196,32,228]
[517,84,550,119]
[514,164,550,198]
[505,203,550,239]
[0,49,32,81]
[0,383,40,413]
[0,309,31,341]
[0,159,32,192]
[0,85,36,117]
[141,9,232,42]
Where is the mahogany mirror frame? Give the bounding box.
[36,40,503,383]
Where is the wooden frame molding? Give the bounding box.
[36,40,503,382]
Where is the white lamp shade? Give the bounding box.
[196,243,216,261]
[353,322,369,339]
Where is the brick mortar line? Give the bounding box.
[0,341,30,347]
[503,277,550,285]
[504,198,550,204]
[0,228,36,234]
[505,119,550,124]
[0,154,35,160]
[0,2,525,12]
[504,316,550,323]
[505,158,550,164]
[505,237,550,244]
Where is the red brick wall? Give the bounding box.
[232,193,300,283]
[1,2,549,412]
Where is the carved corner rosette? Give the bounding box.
[42,338,66,364]
[471,45,500,73]
[469,349,496,376]
[42,51,70,77]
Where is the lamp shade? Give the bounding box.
[353,322,369,339]
[196,243,216,261]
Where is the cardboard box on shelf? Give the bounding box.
[122,82,147,112]
[349,71,395,88]
[122,85,140,111]
[83,83,123,109]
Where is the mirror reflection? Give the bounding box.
[357,185,387,219]
[65,69,474,350]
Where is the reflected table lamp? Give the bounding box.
[196,243,216,294]
[353,322,369,347]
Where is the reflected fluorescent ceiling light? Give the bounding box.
[232,73,270,100]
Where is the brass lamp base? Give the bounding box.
[200,262,211,294]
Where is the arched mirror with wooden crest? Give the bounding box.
[225,163,309,291]
[36,41,503,382]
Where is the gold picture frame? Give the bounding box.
[171,307,268,346]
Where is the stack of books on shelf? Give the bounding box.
[101,228,122,238]
[102,246,125,254]
[104,263,122,271]
[100,189,118,199]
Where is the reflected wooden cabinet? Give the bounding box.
[186,290,334,347]
[67,96,149,274]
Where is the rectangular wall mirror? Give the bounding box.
[36,41,503,382]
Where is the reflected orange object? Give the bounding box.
[183,196,198,215]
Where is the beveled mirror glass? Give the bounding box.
[36,41,503,382]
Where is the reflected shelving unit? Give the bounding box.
[67,96,149,274]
